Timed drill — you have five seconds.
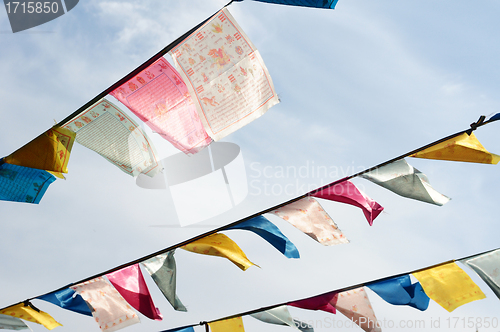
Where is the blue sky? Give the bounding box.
[1,1,500,331]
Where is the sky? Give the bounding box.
[1,0,500,331]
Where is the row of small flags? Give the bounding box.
[1,123,499,331]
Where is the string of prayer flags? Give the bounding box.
[288,290,337,314]
[250,306,314,331]
[360,159,450,206]
[110,57,212,155]
[106,264,162,321]
[141,250,187,312]
[70,277,140,332]
[169,8,279,141]
[0,314,31,330]
[181,233,256,271]
[311,181,383,226]
[4,126,75,173]
[226,215,300,258]
[235,0,339,9]
[37,288,92,316]
[270,197,349,246]
[335,287,381,332]
[366,275,430,311]
[410,132,500,164]
[412,262,486,312]
[460,249,500,299]
[0,303,61,330]
[0,163,56,204]
[208,317,245,332]
[62,99,161,177]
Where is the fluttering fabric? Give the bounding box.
[0,314,31,330]
[110,57,212,155]
[410,132,500,164]
[226,215,300,258]
[461,249,500,299]
[208,317,245,332]
[360,159,450,206]
[159,327,195,332]
[37,288,92,316]
[0,163,55,204]
[141,250,187,312]
[234,0,339,9]
[63,99,161,177]
[4,126,75,173]
[335,287,381,332]
[311,181,383,226]
[0,303,61,330]
[250,306,313,331]
[181,233,256,271]
[70,277,140,332]
[169,8,279,141]
[366,275,430,311]
[413,262,486,312]
[106,264,162,321]
[288,291,338,314]
[270,197,349,246]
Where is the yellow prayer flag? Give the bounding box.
[181,233,256,271]
[209,317,245,332]
[4,126,76,173]
[410,132,500,164]
[413,262,486,312]
[0,303,62,330]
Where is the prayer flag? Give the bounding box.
[271,197,349,246]
[413,262,486,312]
[110,57,211,155]
[169,8,279,141]
[159,327,195,332]
[335,287,381,332]
[410,132,500,164]
[0,163,55,204]
[208,317,245,332]
[4,126,75,173]
[227,215,300,258]
[311,181,383,226]
[181,233,256,271]
[0,303,61,330]
[0,314,31,330]
[106,264,162,321]
[367,275,430,311]
[288,291,337,314]
[461,249,500,299]
[141,250,187,312]
[37,288,92,316]
[361,159,450,206]
[70,277,140,332]
[235,0,339,9]
[63,99,161,177]
[250,306,313,331]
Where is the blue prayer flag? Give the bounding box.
[367,275,429,311]
[0,163,55,204]
[489,113,500,122]
[159,327,195,332]
[227,215,300,258]
[233,0,339,9]
[37,288,93,316]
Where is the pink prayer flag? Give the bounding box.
[311,181,383,226]
[288,291,338,314]
[110,57,212,155]
[335,287,381,332]
[106,264,162,321]
[270,197,349,246]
